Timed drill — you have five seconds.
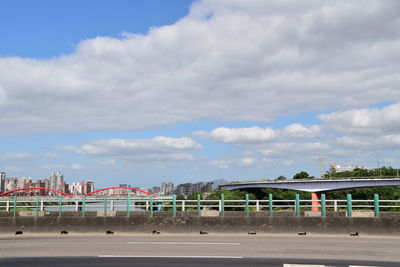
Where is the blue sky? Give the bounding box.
[1,0,400,188]
[0,0,194,58]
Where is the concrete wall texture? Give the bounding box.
[0,212,399,235]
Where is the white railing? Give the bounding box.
[0,196,399,217]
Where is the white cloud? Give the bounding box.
[239,156,257,167]
[57,136,202,155]
[40,163,84,170]
[43,152,59,159]
[94,159,116,165]
[1,1,400,135]
[0,85,7,105]
[55,136,201,167]
[0,152,35,161]
[204,124,321,144]
[207,127,277,143]
[259,142,331,157]
[210,159,231,169]
[282,124,322,139]
[336,135,400,150]
[40,164,67,170]
[70,163,83,170]
[320,103,400,135]
[282,160,294,167]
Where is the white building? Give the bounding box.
[329,164,365,174]
[49,172,64,191]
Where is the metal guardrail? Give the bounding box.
[0,193,399,218]
[223,176,400,185]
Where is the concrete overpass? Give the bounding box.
[219,177,400,192]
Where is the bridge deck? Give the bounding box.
[220,177,400,192]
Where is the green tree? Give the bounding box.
[293,171,311,179]
[325,166,400,178]
[275,175,287,181]
[206,189,256,200]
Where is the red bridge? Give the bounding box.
[0,186,157,198]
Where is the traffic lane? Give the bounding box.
[0,234,399,262]
[0,257,399,267]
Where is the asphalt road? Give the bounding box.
[0,233,399,266]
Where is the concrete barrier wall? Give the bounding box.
[0,215,399,235]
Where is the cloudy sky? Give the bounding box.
[1,0,399,188]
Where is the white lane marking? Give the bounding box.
[284,265,382,267]
[127,241,240,245]
[98,255,243,258]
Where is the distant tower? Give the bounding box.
[0,172,5,193]
[318,156,326,178]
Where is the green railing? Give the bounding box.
[0,194,399,218]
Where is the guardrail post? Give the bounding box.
[268,194,273,216]
[58,196,62,217]
[256,200,260,212]
[321,194,326,217]
[295,194,300,217]
[150,196,154,217]
[347,194,352,217]
[40,199,44,211]
[374,194,379,218]
[182,200,185,212]
[13,196,17,217]
[82,198,86,217]
[172,195,177,217]
[36,197,39,217]
[220,194,225,217]
[197,194,201,217]
[127,194,131,217]
[6,200,9,212]
[104,196,107,217]
[245,194,250,216]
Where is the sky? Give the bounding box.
[1,0,400,188]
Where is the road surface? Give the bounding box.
[0,233,398,266]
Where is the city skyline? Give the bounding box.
[0,170,225,197]
[1,1,400,188]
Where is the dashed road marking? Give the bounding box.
[127,241,240,245]
[98,255,244,258]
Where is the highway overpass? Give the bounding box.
[219,177,400,192]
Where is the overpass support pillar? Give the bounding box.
[311,193,321,212]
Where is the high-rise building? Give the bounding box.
[49,172,64,191]
[204,182,214,192]
[4,178,18,191]
[160,182,174,195]
[17,177,32,189]
[160,182,167,195]
[151,186,161,195]
[166,182,174,195]
[177,183,192,196]
[0,172,5,193]
[192,182,204,194]
[87,181,94,194]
